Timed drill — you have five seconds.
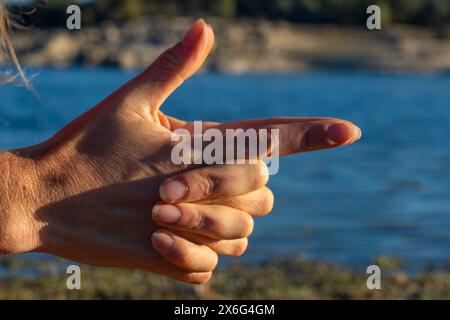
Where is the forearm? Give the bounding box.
[0,151,41,254]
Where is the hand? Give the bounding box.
[0,19,361,284]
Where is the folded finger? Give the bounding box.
[199,187,274,217]
[152,203,254,240]
[159,161,269,203]
[172,230,249,257]
[151,229,218,272]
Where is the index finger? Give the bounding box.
[212,117,361,156]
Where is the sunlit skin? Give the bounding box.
[0,20,361,284]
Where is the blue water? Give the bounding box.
[1,68,450,271]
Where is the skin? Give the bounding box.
[0,20,361,284]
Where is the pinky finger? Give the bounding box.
[151,229,218,273]
[173,230,249,257]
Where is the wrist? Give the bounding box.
[0,151,43,254]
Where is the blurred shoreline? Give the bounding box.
[6,18,450,74]
[1,255,449,299]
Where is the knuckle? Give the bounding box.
[154,45,184,76]
[241,214,254,237]
[202,215,221,236]
[183,205,221,236]
[255,160,270,187]
[185,208,207,230]
[171,241,218,272]
[210,253,219,270]
[197,173,220,198]
[260,187,275,215]
[172,246,196,269]
[232,238,248,256]
[301,124,317,150]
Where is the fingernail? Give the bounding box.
[326,123,354,145]
[152,205,181,224]
[181,19,205,48]
[151,232,174,253]
[160,179,188,202]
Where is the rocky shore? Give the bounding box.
[5,17,450,73]
[1,255,449,299]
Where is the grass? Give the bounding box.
[0,256,449,299]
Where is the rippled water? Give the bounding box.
[1,68,449,270]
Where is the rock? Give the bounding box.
[103,21,121,44]
[44,33,80,67]
[117,43,162,69]
[7,18,450,73]
[83,44,114,66]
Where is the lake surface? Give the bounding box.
[1,68,449,271]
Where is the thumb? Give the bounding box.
[122,19,214,116]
